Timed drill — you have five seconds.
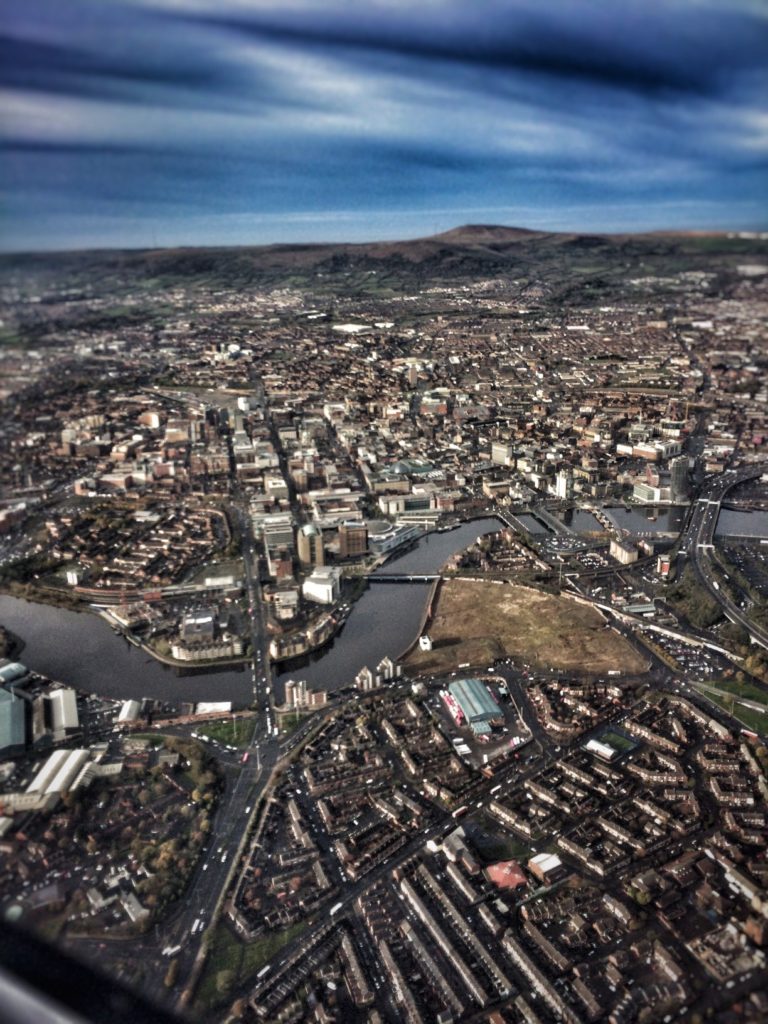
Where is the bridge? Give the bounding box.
[681,462,768,651]
[369,573,441,583]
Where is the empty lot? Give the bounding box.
[406,580,648,676]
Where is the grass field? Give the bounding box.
[693,679,768,737]
[195,921,306,1012]
[197,717,254,748]
[405,580,648,676]
[600,728,638,754]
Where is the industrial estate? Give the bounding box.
[1,225,768,1023]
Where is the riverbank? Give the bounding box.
[0,580,84,613]
[0,623,24,660]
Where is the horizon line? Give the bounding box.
[3,222,768,258]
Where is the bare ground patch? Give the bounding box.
[405,580,648,676]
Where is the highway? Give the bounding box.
[113,485,283,1010]
[679,462,768,650]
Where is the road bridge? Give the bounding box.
[681,463,768,651]
[369,573,440,583]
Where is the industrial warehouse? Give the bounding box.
[447,678,503,739]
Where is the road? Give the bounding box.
[679,462,768,649]
[98,478,283,1009]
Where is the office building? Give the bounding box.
[297,523,325,567]
[339,521,368,558]
[670,456,691,502]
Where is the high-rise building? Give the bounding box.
[555,468,574,501]
[339,521,368,558]
[376,656,401,681]
[670,456,690,503]
[491,442,514,467]
[297,523,325,567]
[355,666,376,691]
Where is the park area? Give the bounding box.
[405,580,648,676]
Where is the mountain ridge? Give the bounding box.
[1,224,764,303]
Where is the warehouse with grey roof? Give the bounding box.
[448,678,501,738]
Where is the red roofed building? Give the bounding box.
[484,860,528,891]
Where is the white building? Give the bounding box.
[117,700,142,723]
[355,666,376,691]
[555,469,574,501]
[610,538,639,565]
[302,566,342,605]
[47,688,79,741]
[27,749,91,795]
[377,656,401,681]
[491,442,514,467]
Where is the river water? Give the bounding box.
[715,509,768,538]
[0,595,251,707]
[276,517,501,697]
[0,518,501,708]
[604,506,686,534]
[557,509,604,532]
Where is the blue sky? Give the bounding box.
[2,0,767,250]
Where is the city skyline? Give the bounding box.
[3,0,768,251]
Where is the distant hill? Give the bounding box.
[427,223,546,244]
[1,225,765,304]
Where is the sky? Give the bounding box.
[2,0,767,251]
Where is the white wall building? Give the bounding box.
[302,566,342,605]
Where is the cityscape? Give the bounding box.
[0,225,767,1023]
[2,0,768,1022]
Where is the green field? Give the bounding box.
[198,717,254,748]
[693,679,768,736]
[600,728,637,754]
[195,921,306,1012]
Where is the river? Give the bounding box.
[0,518,501,708]
[603,506,686,534]
[715,508,768,538]
[0,595,251,707]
